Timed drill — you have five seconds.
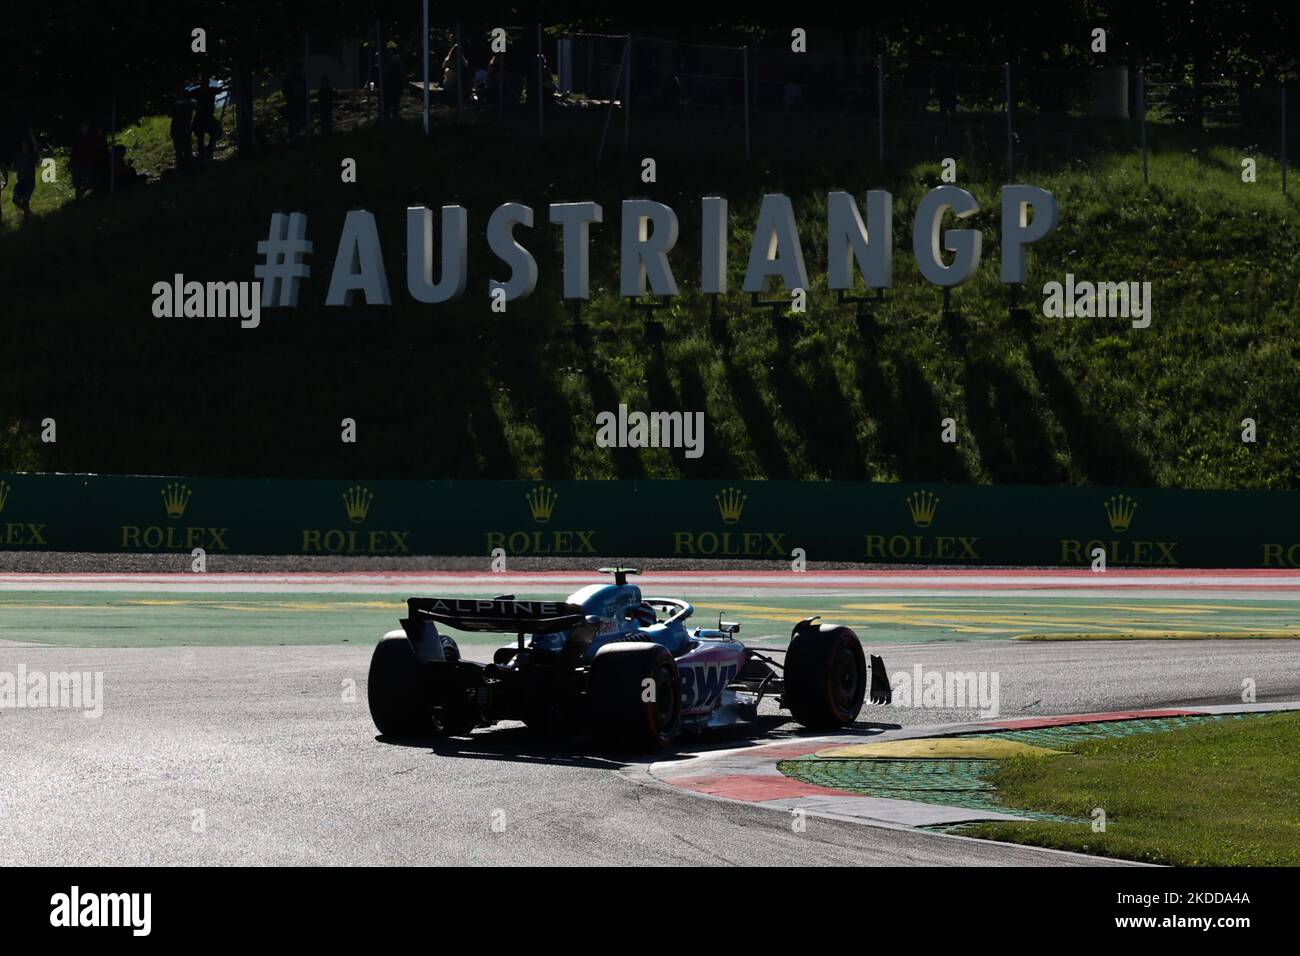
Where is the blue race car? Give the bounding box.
[367,567,890,751]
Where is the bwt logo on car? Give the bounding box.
[49,886,151,936]
[679,662,738,709]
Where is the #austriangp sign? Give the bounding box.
[4,475,1300,569]
[248,185,1060,311]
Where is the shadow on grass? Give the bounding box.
[646,336,739,478]
[584,355,647,479]
[1009,310,1154,486]
[943,311,1065,484]
[850,309,974,483]
[714,320,794,479]
[765,324,870,480]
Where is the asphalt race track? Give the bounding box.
[3,569,1299,866]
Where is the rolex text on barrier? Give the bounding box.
[2,476,1298,569]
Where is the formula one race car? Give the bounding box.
[368,568,890,751]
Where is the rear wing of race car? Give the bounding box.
[400,597,591,664]
[404,598,588,634]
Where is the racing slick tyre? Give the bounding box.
[368,635,476,738]
[589,642,682,752]
[783,622,867,730]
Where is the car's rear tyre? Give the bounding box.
[589,642,682,751]
[368,635,476,738]
[783,622,867,730]
[368,635,433,736]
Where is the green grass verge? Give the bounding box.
[965,711,1300,865]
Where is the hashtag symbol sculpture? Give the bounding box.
[255,212,313,308]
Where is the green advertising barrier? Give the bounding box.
[2,473,1300,567]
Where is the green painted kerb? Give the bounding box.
[777,713,1263,823]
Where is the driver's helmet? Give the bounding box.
[630,602,658,628]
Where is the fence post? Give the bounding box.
[537,23,545,137]
[304,35,312,136]
[752,47,759,117]
[109,89,117,194]
[597,38,630,163]
[624,35,632,147]
[376,21,385,126]
[1004,61,1014,175]
[1283,86,1289,196]
[422,2,429,135]
[877,54,885,168]
[1139,66,1148,185]
[456,23,463,111]
[743,45,751,160]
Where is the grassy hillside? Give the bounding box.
[1,101,1297,486]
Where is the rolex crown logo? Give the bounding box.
[715,487,747,524]
[342,485,374,524]
[906,491,939,528]
[527,486,558,523]
[1104,494,1137,533]
[161,482,192,519]
[0,480,9,513]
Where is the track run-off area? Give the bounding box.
[3,568,1300,647]
[2,568,1298,865]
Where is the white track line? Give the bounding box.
[2,570,1300,595]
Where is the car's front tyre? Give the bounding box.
[783,621,867,730]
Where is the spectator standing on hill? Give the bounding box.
[11,132,39,225]
[170,95,194,172]
[192,85,220,165]
[486,54,522,111]
[111,144,141,191]
[316,76,336,135]
[442,44,467,104]
[70,121,108,199]
[935,64,957,117]
[282,63,307,140]
[384,54,406,121]
[470,63,489,111]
